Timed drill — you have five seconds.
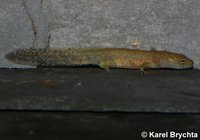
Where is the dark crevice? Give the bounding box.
[46,33,50,48]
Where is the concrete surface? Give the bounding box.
[1,0,200,68]
[0,111,199,140]
[42,0,200,68]
[0,68,200,113]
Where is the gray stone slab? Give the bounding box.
[0,68,200,113]
[0,0,49,68]
[42,0,200,68]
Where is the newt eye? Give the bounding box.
[181,59,186,64]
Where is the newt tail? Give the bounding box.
[5,48,193,71]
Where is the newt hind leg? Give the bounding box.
[140,67,147,75]
[99,62,111,72]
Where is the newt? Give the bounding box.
[5,48,193,72]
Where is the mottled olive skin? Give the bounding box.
[5,48,193,70]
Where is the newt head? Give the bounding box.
[159,52,193,69]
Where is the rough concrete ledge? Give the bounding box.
[0,68,200,113]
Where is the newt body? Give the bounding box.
[5,48,193,71]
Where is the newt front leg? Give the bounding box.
[140,62,156,74]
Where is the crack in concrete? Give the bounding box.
[47,32,50,48]
[21,0,37,48]
[21,0,50,48]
